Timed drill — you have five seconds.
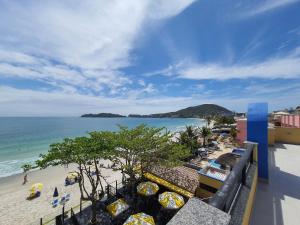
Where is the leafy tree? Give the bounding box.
[204,116,213,127]
[178,126,200,155]
[36,132,115,224]
[199,126,212,146]
[215,116,235,125]
[230,127,238,139]
[110,125,190,195]
[21,164,33,173]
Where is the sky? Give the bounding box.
[0,0,300,116]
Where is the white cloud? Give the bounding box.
[244,0,299,17]
[0,0,195,94]
[149,52,300,80]
[0,86,194,116]
[147,0,195,19]
[138,80,146,87]
[1,85,299,116]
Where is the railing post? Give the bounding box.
[80,198,82,214]
[107,185,110,198]
[242,166,247,185]
[40,218,42,225]
[62,206,65,224]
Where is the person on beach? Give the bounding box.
[23,174,28,185]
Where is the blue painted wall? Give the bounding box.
[247,103,268,179]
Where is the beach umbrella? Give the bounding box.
[67,172,79,179]
[106,198,129,217]
[53,187,59,197]
[29,183,43,194]
[137,181,159,196]
[158,192,184,209]
[123,212,155,225]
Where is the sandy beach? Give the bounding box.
[0,162,122,225]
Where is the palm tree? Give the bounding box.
[230,127,238,139]
[178,126,199,155]
[205,116,213,127]
[200,126,212,146]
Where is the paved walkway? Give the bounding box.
[250,144,300,225]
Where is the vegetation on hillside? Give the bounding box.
[129,104,233,118]
[81,113,125,118]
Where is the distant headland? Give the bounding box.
[81,113,125,118]
[81,104,234,118]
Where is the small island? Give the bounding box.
[81,113,125,118]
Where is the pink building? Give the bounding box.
[281,115,300,128]
[236,118,247,145]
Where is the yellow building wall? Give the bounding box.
[268,128,275,145]
[268,127,300,145]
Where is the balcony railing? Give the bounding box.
[209,142,255,213]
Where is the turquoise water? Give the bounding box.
[0,117,204,178]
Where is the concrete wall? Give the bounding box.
[268,127,300,145]
[274,127,300,144]
[241,165,258,225]
[236,119,247,145]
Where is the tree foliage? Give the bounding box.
[110,125,190,192]
[230,127,238,139]
[215,116,235,125]
[33,125,190,223]
[36,132,115,224]
[178,125,200,155]
[21,164,33,173]
[199,126,212,146]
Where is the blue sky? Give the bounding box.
[0,0,300,116]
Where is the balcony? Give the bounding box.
[250,143,300,225]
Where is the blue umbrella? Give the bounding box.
[53,187,59,197]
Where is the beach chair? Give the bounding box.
[52,198,59,208]
[65,193,70,202]
[60,196,66,205]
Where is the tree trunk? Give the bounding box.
[78,179,84,200]
[90,199,97,224]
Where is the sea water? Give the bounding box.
[0,117,205,178]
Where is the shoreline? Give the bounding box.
[0,162,122,225]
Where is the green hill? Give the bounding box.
[81,113,125,118]
[128,104,233,118]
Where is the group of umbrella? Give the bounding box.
[28,173,185,224]
[106,181,185,225]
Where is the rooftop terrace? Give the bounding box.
[250,143,300,225]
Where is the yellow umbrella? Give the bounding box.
[158,192,184,209]
[137,181,159,196]
[67,172,79,179]
[123,212,155,225]
[29,183,43,194]
[106,198,129,217]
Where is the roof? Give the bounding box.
[144,172,194,198]
[273,111,290,115]
[145,165,199,194]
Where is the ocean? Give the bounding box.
[0,117,205,178]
